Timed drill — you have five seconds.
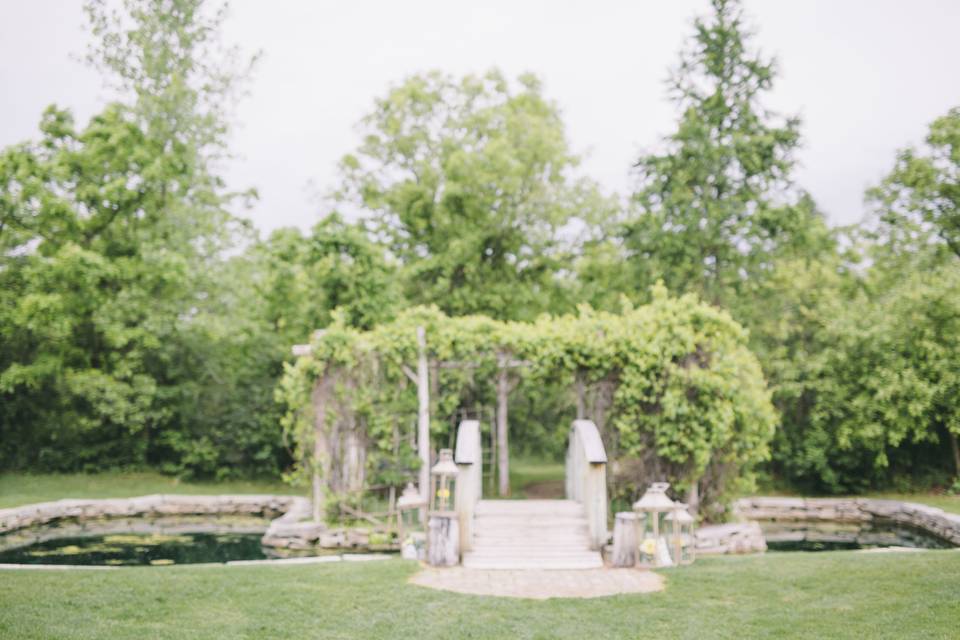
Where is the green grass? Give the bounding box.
[505,457,565,498]
[0,472,304,510]
[1,551,958,639]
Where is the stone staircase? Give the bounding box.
[461,499,604,570]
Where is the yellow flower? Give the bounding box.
[640,538,657,556]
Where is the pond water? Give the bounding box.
[0,531,270,566]
[761,519,955,552]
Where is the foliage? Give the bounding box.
[337,69,615,321]
[255,214,403,342]
[868,106,960,263]
[620,0,821,307]
[0,0,281,478]
[277,287,776,512]
[789,266,960,492]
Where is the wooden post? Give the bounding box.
[612,512,638,567]
[416,326,431,521]
[496,360,510,497]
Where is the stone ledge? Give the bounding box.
[696,521,767,555]
[733,497,960,546]
[0,494,304,536]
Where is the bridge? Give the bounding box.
[450,419,608,569]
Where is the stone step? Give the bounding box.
[473,520,589,531]
[467,499,598,570]
[469,545,595,554]
[475,500,583,515]
[472,534,589,543]
[462,553,603,570]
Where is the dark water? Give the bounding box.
[0,532,269,566]
[762,519,954,552]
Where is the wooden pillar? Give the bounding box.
[416,326,431,520]
[496,362,510,497]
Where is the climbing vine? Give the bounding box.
[276,285,777,515]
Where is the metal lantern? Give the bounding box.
[429,449,459,515]
[396,482,427,560]
[396,483,425,539]
[633,482,677,567]
[665,502,696,565]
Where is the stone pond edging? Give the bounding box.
[695,521,767,555]
[0,494,399,555]
[0,494,305,537]
[733,496,960,546]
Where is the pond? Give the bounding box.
[761,519,955,552]
[0,531,270,566]
[0,515,292,566]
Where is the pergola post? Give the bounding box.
[416,326,431,521]
[496,356,510,497]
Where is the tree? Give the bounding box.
[337,69,614,321]
[790,265,960,492]
[0,0,270,476]
[622,0,819,306]
[257,214,403,343]
[868,106,960,265]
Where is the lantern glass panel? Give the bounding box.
[429,449,459,515]
[633,482,677,567]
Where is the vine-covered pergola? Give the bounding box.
[279,285,776,522]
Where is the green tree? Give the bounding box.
[868,106,960,268]
[257,214,403,343]
[0,0,271,476]
[794,266,960,492]
[337,69,614,321]
[622,0,819,306]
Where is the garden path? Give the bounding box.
[408,566,663,599]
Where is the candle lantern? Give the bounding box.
[396,482,427,560]
[633,482,677,567]
[665,502,696,565]
[429,449,459,515]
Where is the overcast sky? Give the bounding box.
[3,0,960,235]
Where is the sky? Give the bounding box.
[3,0,960,235]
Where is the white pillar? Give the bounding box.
[416,326,430,520]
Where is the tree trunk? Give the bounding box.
[685,480,700,517]
[949,430,960,478]
[311,375,330,524]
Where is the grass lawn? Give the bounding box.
[0,551,957,639]
[0,472,304,510]
[505,457,565,499]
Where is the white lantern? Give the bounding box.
[633,482,677,567]
[429,449,459,516]
[396,482,426,560]
[665,502,696,565]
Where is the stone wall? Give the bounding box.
[695,522,767,555]
[0,494,302,536]
[733,497,960,546]
[0,494,398,555]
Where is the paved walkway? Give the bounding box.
[409,566,664,599]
